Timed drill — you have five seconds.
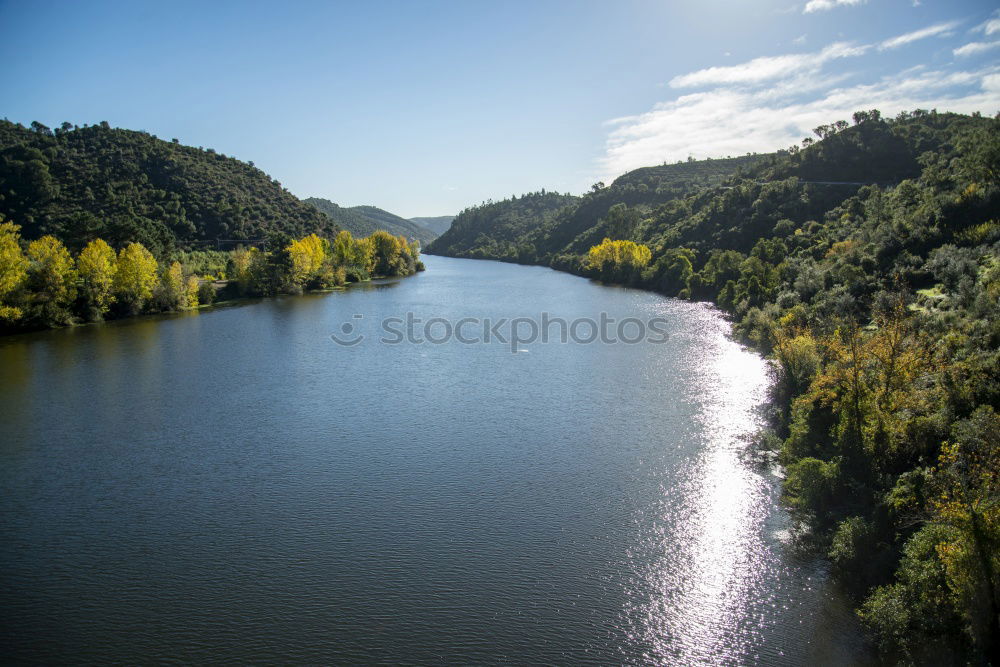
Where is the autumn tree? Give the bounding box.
[586,238,652,284]
[287,233,327,287]
[227,246,258,295]
[154,260,186,310]
[25,235,76,326]
[114,242,158,314]
[331,230,355,267]
[931,407,1000,660]
[370,230,402,276]
[0,221,28,321]
[77,238,116,319]
[185,275,200,308]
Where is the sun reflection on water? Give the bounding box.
[628,309,776,663]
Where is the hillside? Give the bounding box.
[428,191,578,262]
[426,109,1000,661]
[409,215,454,236]
[427,153,766,261]
[0,120,336,256]
[350,205,437,245]
[428,112,991,264]
[303,198,437,245]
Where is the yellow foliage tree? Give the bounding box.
[332,230,354,267]
[369,230,402,276]
[156,260,185,310]
[77,238,117,316]
[0,221,28,321]
[586,238,652,270]
[931,407,1000,651]
[26,235,77,324]
[114,242,158,313]
[185,275,200,308]
[287,234,327,286]
[354,236,375,274]
[229,246,258,293]
[797,307,938,470]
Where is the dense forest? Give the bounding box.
[429,110,1000,663]
[303,197,438,245]
[0,119,339,257]
[0,222,422,333]
[429,154,767,262]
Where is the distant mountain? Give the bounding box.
[351,205,437,245]
[409,216,454,236]
[0,120,337,256]
[303,198,437,245]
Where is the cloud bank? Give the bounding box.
[599,26,1000,180]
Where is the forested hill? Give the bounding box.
[409,215,454,236]
[350,205,437,245]
[427,191,579,261]
[303,198,437,245]
[427,111,991,264]
[0,120,336,257]
[426,153,766,260]
[428,109,1000,662]
[611,153,767,189]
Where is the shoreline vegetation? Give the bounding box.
[0,226,423,335]
[427,110,1000,663]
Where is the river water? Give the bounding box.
[0,254,870,664]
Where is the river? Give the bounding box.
[0,254,870,664]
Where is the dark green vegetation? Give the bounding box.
[0,120,337,257]
[430,154,766,262]
[408,215,455,236]
[430,191,579,262]
[303,197,437,245]
[429,110,1000,663]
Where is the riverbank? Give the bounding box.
[0,269,424,337]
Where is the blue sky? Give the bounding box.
[1,0,998,217]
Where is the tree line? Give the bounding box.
[0,224,422,332]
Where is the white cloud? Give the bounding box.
[670,42,868,88]
[879,21,960,51]
[803,0,865,14]
[972,11,1000,37]
[793,34,807,45]
[954,41,1000,58]
[599,58,1000,180]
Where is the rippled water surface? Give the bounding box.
[0,255,870,663]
